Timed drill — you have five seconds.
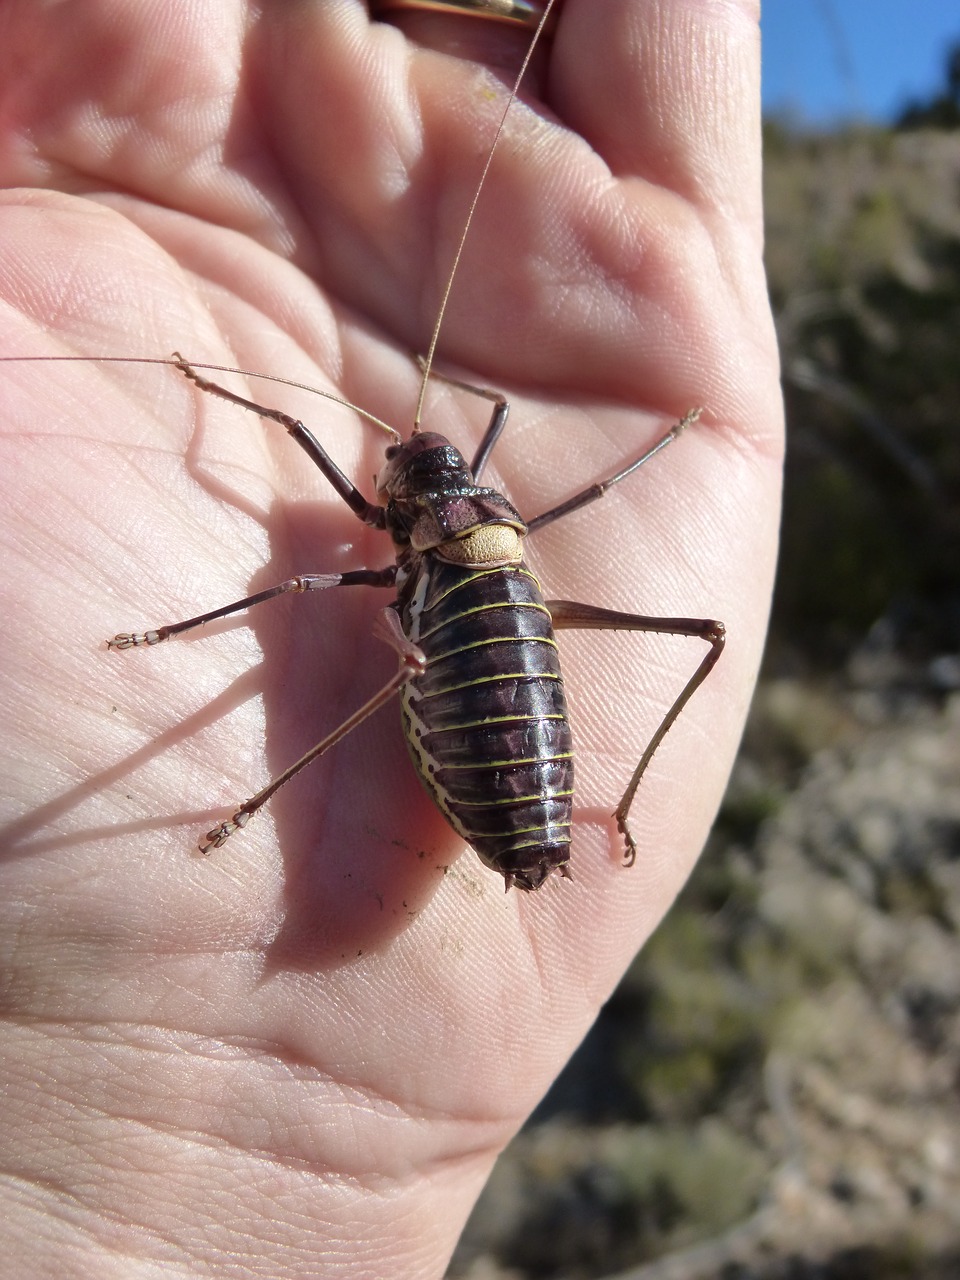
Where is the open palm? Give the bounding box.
[0,2,780,1275]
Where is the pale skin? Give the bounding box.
[0,1,781,1276]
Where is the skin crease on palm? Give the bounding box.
[0,1,781,1277]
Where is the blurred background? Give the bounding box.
[450,3,960,1277]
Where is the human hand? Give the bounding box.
[0,2,780,1275]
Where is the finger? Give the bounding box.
[258,3,562,345]
[553,0,763,236]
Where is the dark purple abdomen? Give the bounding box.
[399,559,573,890]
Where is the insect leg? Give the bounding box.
[546,600,725,866]
[174,356,386,528]
[527,410,702,534]
[200,605,425,853]
[107,567,398,649]
[414,358,508,480]
[467,391,508,481]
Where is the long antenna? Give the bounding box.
[412,0,556,431]
[0,355,402,442]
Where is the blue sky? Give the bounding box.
[761,1,959,124]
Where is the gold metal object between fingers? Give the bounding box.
[371,0,558,32]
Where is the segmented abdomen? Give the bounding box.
[400,559,573,884]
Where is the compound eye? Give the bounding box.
[384,444,401,460]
